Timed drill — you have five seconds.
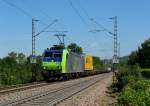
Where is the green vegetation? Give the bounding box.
[93,56,104,71]
[67,43,83,54]
[128,38,150,68]
[115,38,150,106]
[0,52,42,86]
[115,65,150,106]
[118,80,150,106]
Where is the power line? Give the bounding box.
[36,6,68,32]
[68,0,112,53]
[74,0,113,36]
[35,19,58,37]
[2,0,58,35]
[90,18,114,36]
[75,0,91,20]
[74,0,108,34]
[67,0,88,26]
[39,9,54,21]
[74,0,113,38]
[2,0,33,18]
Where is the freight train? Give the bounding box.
[41,45,103,80]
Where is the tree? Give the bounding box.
[8,52,17,61]
[67,43,83,54]
[17,53,26,64]
[0,52,36,85]
[128,38,150,68]
[93,56,103,71]
[128,51,138,66]
[137,38,150,68]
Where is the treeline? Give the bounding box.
[114,38,150,106]
[128,38,150,68]
[93,56,104,71]
[0,52,42,86]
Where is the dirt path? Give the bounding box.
[57,72,116,106]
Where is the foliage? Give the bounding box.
[116,38,150,106]
[119,56,129,66]
[118,80,150,106]
[0,52,42,86]
[115,65,150,106]
[128,38,150,68]
[128,51,138,65]
[67,43,83,54]
[115,65,140,92]
[93,56,104,71]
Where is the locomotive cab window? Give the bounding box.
[53,53,62,58]
[44,52,52,57]
[53,53,63,61]
[43,50,63,62]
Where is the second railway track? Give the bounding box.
[0,82,48,94]
[0,73,111,106]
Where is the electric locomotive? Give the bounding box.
[41,45,85,80]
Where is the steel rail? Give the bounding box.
[1,73,109,106]
[0,82,48,95]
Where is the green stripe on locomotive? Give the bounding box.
[42,49,68,73]
[61,49,68,73]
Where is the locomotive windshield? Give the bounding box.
[43,50,63,62]
[44,52,53,57]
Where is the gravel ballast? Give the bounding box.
[0,73,111,105]
[57,72,115,106]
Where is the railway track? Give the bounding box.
[0,73,109,106]
[0,82,48,95]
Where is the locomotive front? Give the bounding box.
[41,49,64,79]
[42,49,63,70]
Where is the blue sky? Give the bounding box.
[0,0,150,59]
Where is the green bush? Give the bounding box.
[118,80,150,106]
[0,52,43,86]
[116,65,150,105]
[130,80,150,91]
[115,65,141,91]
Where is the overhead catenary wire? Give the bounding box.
[90,18,114,36]
[33,4,68,34]
[67,0,89,27]
[74,0,106,32]
[2,0,56,30]
[35,19,58,37]
[2,0,59,36]
[39,9,54,21]
[74,0,97,33]
[69,0,110,54]
[2,0,33,18]
[73,0,112,40]
[73,0,113,36]
[75,2,111,39]
[75,0,91,20]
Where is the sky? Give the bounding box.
[0,0,150,59]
